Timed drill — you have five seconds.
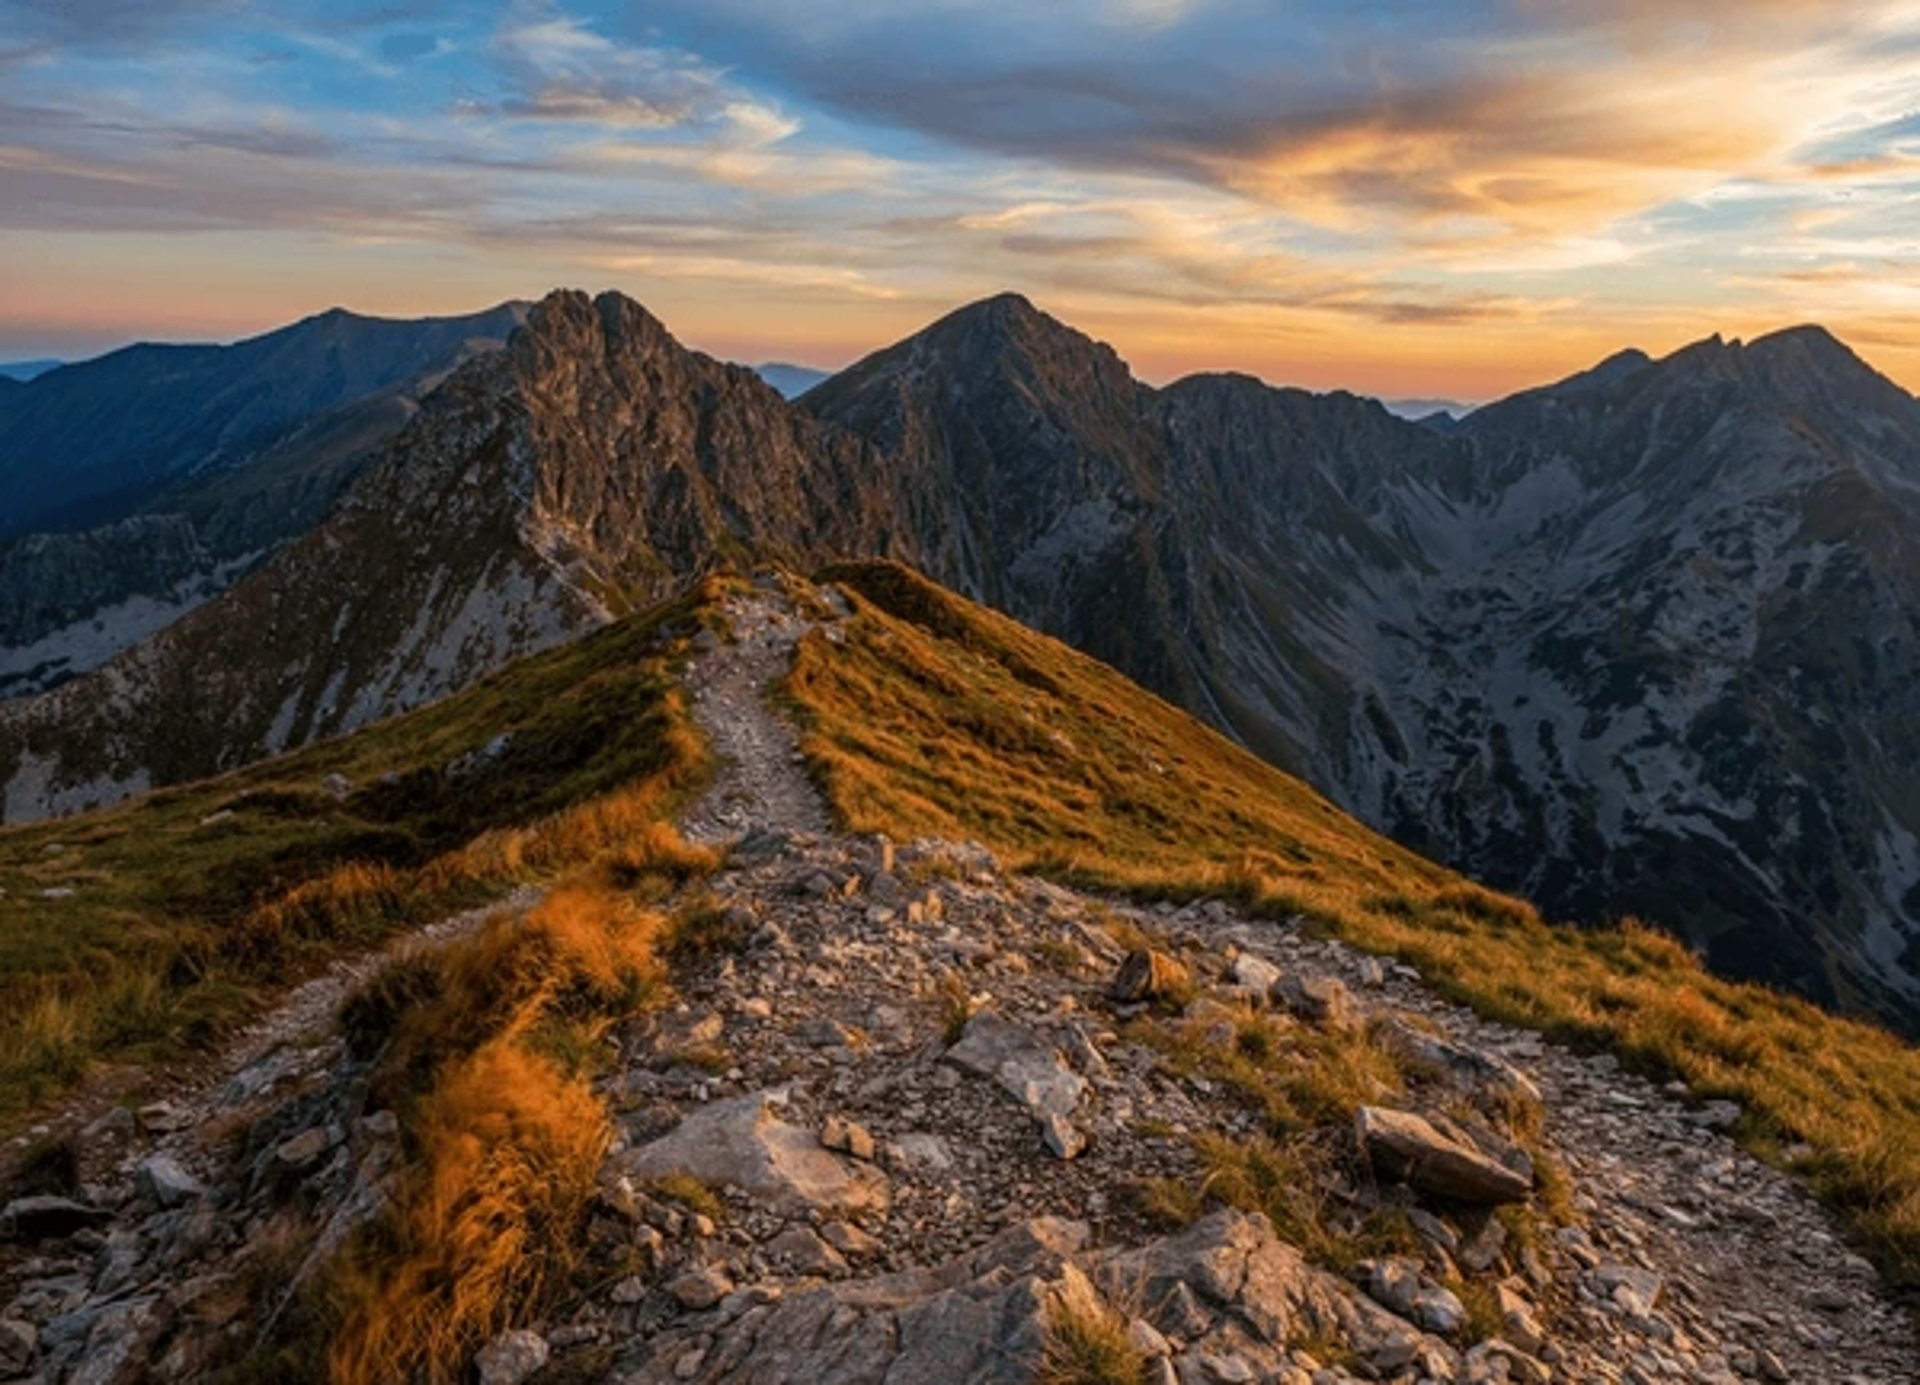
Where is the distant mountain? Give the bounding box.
[0,305,527,540]
[0,291,909,814]
[0,304,526,695]
[2,289,1916,1031]
[1381,396,1474,421]
[0,358,62,383]
[752,361,832,398]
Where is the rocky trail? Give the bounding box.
[0,582,1914,1384]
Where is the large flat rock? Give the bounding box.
[620,1092,890,1216]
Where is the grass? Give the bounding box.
[787,560,1920,1291]
[325,878,686,1385]
[0,580,722,1120]
[1034,1279,1148,1385]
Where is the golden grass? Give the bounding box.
[328,879,678,1385]
[0,582,718,1120]
[789,561,1920,1288]
[1035,1280,1148,1385]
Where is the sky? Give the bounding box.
[2,1,1919,400]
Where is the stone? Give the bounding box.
[1594,1263,1663,1316]
[766,1225,847,1276]
[474,1328,550,1385]
[610,1275,648,1304]
[1111,949,1191,1003]
[822,1220,882,1256]
[820,1115,876,1162]
[1686,1100,1742,1132]
[621,1092,890,1216]
[274,1126,334,1174]
[1412,1283,1467,1335]
[945,1011,1087,1120]
[1040,1112,1088,1160]
[0,1195,111,1241]
[668,1264,735,1310]
[1375,1017,1542,1104]
[0,1318,36,1376]
[888,1133,955,1173]
[1495,1283,1544,1353]
[1127,1317,1172,1358]
[134,1155,206,1209]
[1355,1106,1532,1204]
[1230,951,1282,993]
[1272,973,1358,1029]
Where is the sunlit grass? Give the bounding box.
[788,560,1920,1289]
[0,579,722,1119]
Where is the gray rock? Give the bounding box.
[1040,1112,1088,1160]
[946,1011,1087,1120]
[134,1154,206,1209]
[474,1328,550,1385]
[0,1195,111,1241]
[274,1126,334,1175]
[621,1092,890,1216]
[1273,974,1358,1029]
[765,1225,847,1276]
[1374,1017,1542,1104]
[1354,1106,1532,1204]
[1230,952,1282,993]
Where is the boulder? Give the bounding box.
[1273,974,1358,1029]
[1229,952,1282,994]
[0,1195,111,1241]
[613,1218,1089,1384]
[945,1012,1087,1121]
[621,1092,890,1216]
[1111,949,1190,1003]
[134,1154,206,1209]
[1355,1106,1532,1204]
[1374,1018,1541,1104]
[668,1264,735,1310]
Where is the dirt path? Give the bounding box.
[678,580,832,844]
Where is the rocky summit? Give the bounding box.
[0,291,1914,1034]
[1,579,1911,1384]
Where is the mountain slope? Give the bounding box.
[0,291,912,816]
[4,289,1918,1032]
[804,303,1920,1029]
[0,306,528,694]
[789,560,1920,1287]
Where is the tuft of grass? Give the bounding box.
[642,1173,725,1223]
[931,970,975,1045]
[1034,1279,1147,1385]
[326,878,684,1385]
[789,561,1920,1290]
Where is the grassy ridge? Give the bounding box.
[789,560,1920,1290]
[0,581,723,1118]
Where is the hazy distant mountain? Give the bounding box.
[0,305,527,540]
[752,361,832,398]
[0,359,62,383]
[3,289,1917,1033]
[1380,396,1474,421]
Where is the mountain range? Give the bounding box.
[0,304,525,695]
[0,288,1915,1031]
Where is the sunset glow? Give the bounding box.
[3,0,1919,397]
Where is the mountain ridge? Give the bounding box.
[1,288,1916,1033]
